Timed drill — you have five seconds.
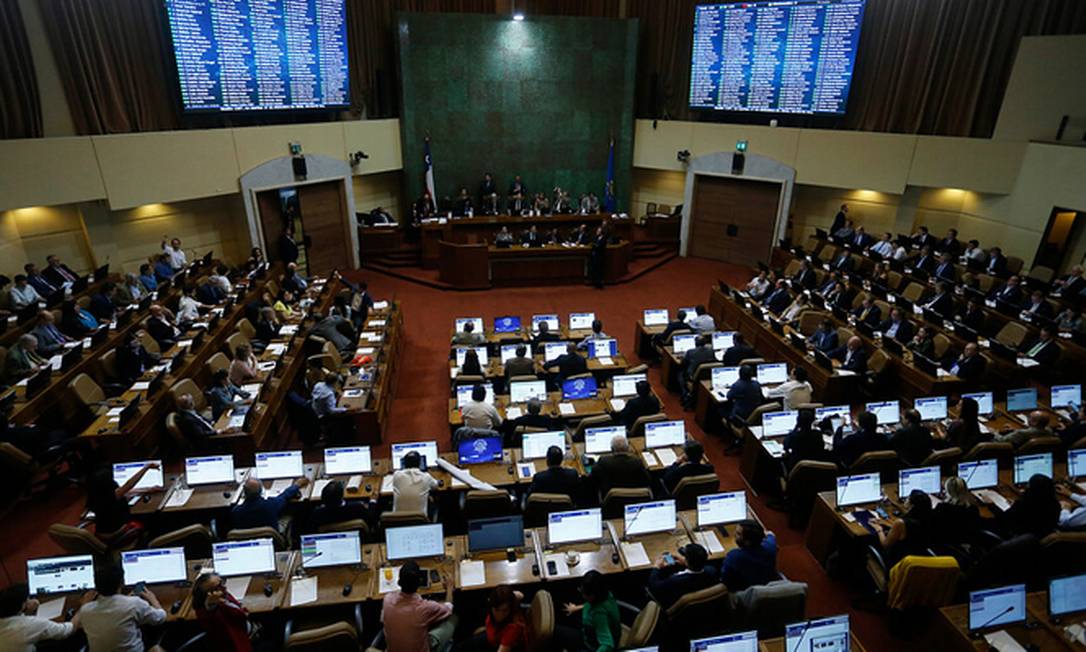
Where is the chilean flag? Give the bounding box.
[604,136,616,213]
[423,136,436,202]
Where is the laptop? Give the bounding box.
[458,437,503,465]
[785,615,850,652]
[695,491,747,528]
[562,376,598,400]
[386,523,445,560]
[323,446,373,475]
[611,373,647,398]
[569,312,596,331]
[121,547,187,585]
[548,509,602,545]
[300,532,362,568]
[493,316,522,333]
[391,441,439,470]
[1049,574,1086,620]
[467,516,524,552]
[642,309,669,327]
[212,539,276,577]
[27,555,95,595]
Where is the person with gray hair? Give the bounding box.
[231,474,308,532]
[590,432,651,497]
[4,334,45,384]
[32,310,73,356]
[174,392,222,444]
[117,272,146,304]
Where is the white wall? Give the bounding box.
[994,35,1086,142]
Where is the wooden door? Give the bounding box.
[688,175,781,267]
[296,181,353,274]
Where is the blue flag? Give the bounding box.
[603,136,616,213]
[423,136,436,203]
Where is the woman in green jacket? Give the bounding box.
[558,571,622,652]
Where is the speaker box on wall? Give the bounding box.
[292,156,308,179]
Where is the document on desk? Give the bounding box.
[107,406,125,417]
[381,475,394,493]
[449,367,460,379]
[267,479,294,496]
[640,451,658,467]
[131,381,151,391]
[312,479,333,498]
[48,355,63,371]
[620,542,651,568]
[694,530,725,554]
[373,301,390,310]
[346,475,363,492]
[164,488,194,508]
[747,426,764,440]
[369,319,387,327]
[543,553,570,578]
[459,560,486,587]
[1017,357,1039,368]
[983,630,1027,652]
[834,369,857,376]
[655,448,678,467]
[597,356,614,367]
[343,389,365,399]
[38,596,66,621]
[762,441,785,458]
[609,398,626,411]
[451,471,472,489]
[505,406,524,420]
[356,347,376,356]
[257,361,276,371]
[558,402,576,416]
[223,575,249,599]
[974,489,1011,511]
[280,324,299,335]
[379,566,402,593]
[290,576,318,606]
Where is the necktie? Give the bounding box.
[1028,341,1046,357]
[951,361,961,375]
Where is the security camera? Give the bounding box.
[349,151,369,166]
[677,150,691,163]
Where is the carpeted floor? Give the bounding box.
[0,256,912,650]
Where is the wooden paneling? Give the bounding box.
[297,182,352,274]
[256,190,287,264]
[688,175,781,268]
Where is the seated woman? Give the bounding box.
[998,474,1060,539]
[192,572,254,651]
[940,397,990,453]
[207,368,251,421]
[872,489,934,568]
[907,325,936,359]
[459,349,483,377]
[272,290,296,320]
[85,463,158,548]
[229,344,259,387]
[60,299,100,337]
[463,586,528,652]
[931,476,983,545]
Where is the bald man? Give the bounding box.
[946,342,985,382]
[995,411,1053,449]
[231,475,309,531]
[831,336,867,374]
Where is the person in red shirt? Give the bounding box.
[465,586,529,652]
[382,561,456,652]
[192,572,253,651]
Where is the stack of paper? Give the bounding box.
[459,560,486,587]
[164,488,194,508]
[641,451,658,466]
[620,542,650,568]
[597,356,614,366]
[378,566,402,593]
[558,403,576,416]
[655,448,678,466]
[694,530,725,554]
[381,475,394,493]
[505,407,524,420]
[290,576,318,606]
[37,597,66,621]
[609,398,626,411]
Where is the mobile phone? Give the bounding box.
[662,552,675,565]
[546,560,558,575]
[874,507,889,519]
[133,581,146,594]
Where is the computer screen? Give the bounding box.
[1006,388,1038,412]
[673,334,697,354]
[121,547,187,585]
[493,316,521,333]
[112,460,164,492]
[612,373,647,398]
[456,383,495,408]
[712,331,736,350]
[548,509,602,545]
[1052,384,1082,409]
[562,376,598,400]
[531,314,560,333]
[969,585,1026,631]
[785,615,850,652]
[762,411,799,437]
[690,631,758,652]
[300,532,362,568]
[963,392,995,416]
[1014,453,1053,484]
[645,420,685,449]
[185,455,235,485]
[522,431,566,460]
[1050,573,1086,617]
[323,446,372,475]
[585,426,625,454]
[643,309,669,326]
[899,466,941,496]
[625,500,677,536]
[696,491,747,527]
[455,317,484,334]
[589,339,618,358]
[500,345,521,363]
[756,363,788,385]
[1070,449,1086,479]
[865,401,900,426]
[254,450,303,480]
[391,441,439,469]
[543,342,569,361]
[509,379,547,405]
[458,437,503,465]
[212,539,276,577]
[455,346,489,367]
[680,308,697,323]
[958,459,999,489]
[816,405,852,423]
[712,367,740,390]
[467,515,525,552]
[835,473,881,507]
[914,396,948,422]
[569,312,596,330]
[386,523,445,560]
[27,555,95,595]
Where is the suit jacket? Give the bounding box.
[116,283,144,305]
[88,293,116,321]
[853,305,882,327]
[1024,300,1054,319]
[1058,275,1085,297]
[196,283,224,305]
[27,274,57,297]
[959,306,986,331]
[726,379,764,420]
[912,233,936,249]
[32,323,69,355]
[793,268,817,290]
[115,344,156,385]
[889,424,934,466]
[986,255,1008,277]
[648,566,720,609]
[721,344,756,366]
[529,467,580,501]
[231,485,301,531]
[1020,338,1060,365]
[923,292,955,317]
[521,231,543,246]
[254,319,279,343]
[176,409,215,443]
[42,264,79,287]
[832,254,854,272]
[933,261,958,283]
[681,345,717,382]
[662,461,715,493]
[278,234,300,264]
[590,452,651,496]
[994,426,1052,449]
[504,356,536,379]
[656,320,689,345]
[531,332,561,350]
[850,232,873,249]
[828,287,856,311]
[809,329,838,353]
[617,394,661,430]
[311,316,354,353]
[763,287,791,314]
[147,316,179,347]
[879,318,915,343]
[833,428,890,467]
[990,284,1023,307]
[946,354,986,382]
[831,345,868,373]
[912,254,937,274]
[548,353,587,380]
[937,238,962,256]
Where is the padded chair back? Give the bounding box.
[225,332,250,357]
[602,487,653,520]
[785,461,839,528]
[138,330,161,356]
[164,412,192,455]
[170,378,206,412]
[960,441,1014,467]
[454,374,485,386]
[874,300,893,320]
[994,321,1029,348]
[227,526,288,551]
[620,600,661,649]
[932,334,952,359]
[966,534,1040,590]
[47,524,108,557]
[524,493,574,528]
[1040,532,1086,578]
[737,357,764,367]
[671,474,720,511]
[68,373,105,408]
[920,447,962,476]
[785,384,813,408]
[236,318,257,341]
[783,260,801,278]
[691,361,722,384]
[527,590,555,649]
[1027,265,1054,284]
[849,450,900,485]
[867,348,890,376]
[317,519,372,538]
[901,282,926,303]
[285,621,358,651]
[629,413,667,440]
[734,580,808,639]
[665,583,732,639]
[1017,436,1062,457]
[797,311,826,335]
[626,363,648,374]
[463,490,516,521]
[98,348,119,382]
[746,401,783,426]
[1006,256,1024,275]
[571,414,613,441]
[886,556,960,611]
[148,524,214,559]
[379,510,429,535]
[206,352,230,377]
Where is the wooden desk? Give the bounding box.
[633,321,666,361]
[487,242,631,287]
[438,241,489,289]
[447,392,608,430]
[279,544,381,608]
[609,518,691,571]
[533,524,624,580]
[452,530,542,591]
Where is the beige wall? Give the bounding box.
[630,168,686,219]
[789,187,901,242]
[995,35,1086,142]
[0,205,93,274]
[352,171,405,220]
[17,0,76,137]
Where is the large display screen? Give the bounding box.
[164,0,349,112]
[689,0,866,115]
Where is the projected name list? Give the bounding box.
[690,0,866,115]
[166,0,348,112]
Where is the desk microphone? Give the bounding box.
[972,605,1015,637]
[835,478,851,513]
[622,505,646,541]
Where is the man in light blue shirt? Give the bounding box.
[1057,484,1086,529]
[311,373,348,418]
[688,305,715,334]
[870,232,895,258]
[576,319,609,350]
[9,275,42,310]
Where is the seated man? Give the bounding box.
[590,434,652,498]
[308,479,378,533]
[503,344,536,379]
[807,319,839,353]
[88,282,119,322]
[137,264,158,293]
[452,320,486,346]
[1019,326,1061,365]
[720,332,756,366]
[614,380,661,430]
[281,262,309,294]
[910,226,935,249]
[545,342,588,381]
[680,334,716,406]
[381,561,456,652]
[994,411,1053,448]
[648,543,719,609]
[0,582,79,648]
[3,334,45,384]
[921,281,955,317]
[870,232,895,259]
[944,342,986,382]
[369,205,396,226]
[832,411,888,467]
[879,308,915,344]
[933,253,958,284]
[530,320,561,349]
[688,305,715,334]
[116,273,147,305]
[761,280,792,314]
[231,475,308,531]
[1023,290,1055,320]
[720,520,778,591]
[115,331,158,386]
[662,441,715,494]
[23,263,58,298]
[310,312,355,356]
[652,309,689,347]
[852,296,882,328]
[830,336,868,374]
[503,398,561,439]
[78,562,167,652]
[521,225,543,247]
[576,319,609,350]
[42,254,80,287]
[910,246,937,274]
[32,310,73,356]
[726,364,765,421]
[889,409,934,466]
[392,451,439,514]
[174,393,224,444]
[8,274,43,311]
[461,384,501,431]
[146,304,181,349]
[830,249,854,272]
[989,274,1024,307]
[529,445,580,502]
[791,260,817,290]
[311,372,348,421]
[937,228,961,256]
[153,253,175,282]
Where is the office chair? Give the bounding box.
[148,524,216,560]
[669,474,720,510]
[523,493,574,528]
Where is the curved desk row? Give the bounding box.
[438,241,631,289]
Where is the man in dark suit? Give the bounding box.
[504,344,536,379]
[23,263,58,298]
[989,275,1024,308]
[889,409,934,466]
[1019,326,1061,365]
[849,226,873,249]
[808,319,839,353]
[590,434,652,497]
[830,204,848,234]
[830,250,855,272]
[232,476,308,532]
[958,298,986,331]
[282,262,309,295]
[653,309,690,347]
[937,228,962,256]
[195,281,225,305]
[531,321,561,350]
[88,283,118,322]
[174,394,220,444]
[504,399,562,440]
[508,175,526,197]
[852,297,882,327]
[792,260,817,290]
[1053,265,1085,298]
[879,308,915,343]
[308,480,379,533]
[726,364,765,421]
[945,342,986,382]
[681,334,717,406]
[614,380,661,430]
[911,246,937,275]
[368,206,395,226]
[662,441,715,494]
[278,227,299,265]
[832,411,889,467]
[985,247,1008,277]
[41,255,79,287]
[479,173,498,203]
[831,336,868,374]
[911,226,936,250]
[921,282,955,317]
[933,253,958,284]
[1023,290,1055,320]
[146,304,181,349]
[826,281,856,312]
[762,280,792,314]
[721,332,757,366]
[817,271,841,296]
[528,445,580,502]
[545,342,587,381]
[648,543,719,609]
[522,225,543,247]
[115,331,158,385]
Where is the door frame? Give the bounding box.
[687,173,786,264]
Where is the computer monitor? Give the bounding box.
[543,342,568,361]
[914,396,948,422]
[612,373,647,398]
[898,466,941,496]
[569,312,596,330]
[762,411,799,437]
[643,309,669,326]
[391,441,439,469]
[547,509,602,545]
[254,450,303,480]
[1006,388,1038,412]
[865,401,900,426]
[644,420,685,449]
[27,555,95,595]
[467,515,525,552]
[1069,449,1086,479]
[455,346,489,367]
[454,317,484,334]
[1052,384,1082,409]
[531,314,559,333]
[1049,574,1086,618]
[711,367,740,391]
[500,344,520,363]
[212,539,276,577]
[673,334,697,354]
[386,523,445,560]
[968,585,1026,632]
[680,308,697,324]
[963,392,995,416]
[493,315,521,333]
[958,459,999,489]
[300,532,362,568]
[756,363,788,385]
[184,455,235,486]
[785,615,850,652]
[458,437,503,465]
[585,426,625,454]
[456,383,495,408]
[696,491,747,527]
[712,331,736,350]
[323,446,373,475]
[112,460,164,492]
[521,431,566,460]
[589,339,618,358]
[690,631,758,652]
[624,500,676,536]
[121,547,187,585]
[510,379,548,404]
[835,473,882,507]
[1013,452,1053,484]
[562,376,598,400]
